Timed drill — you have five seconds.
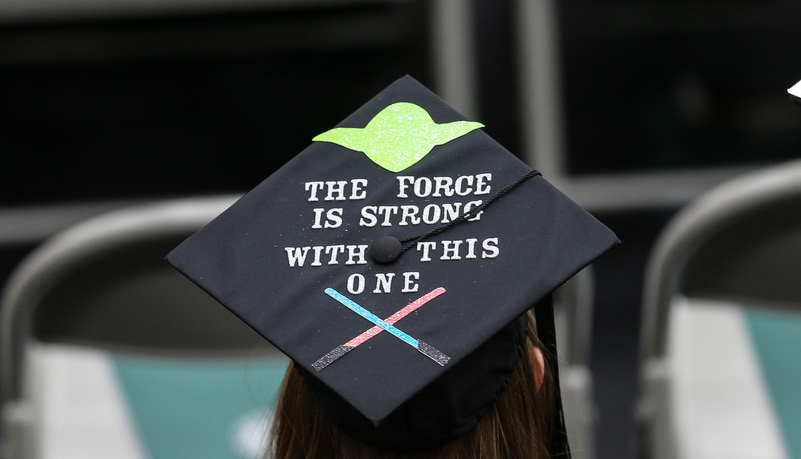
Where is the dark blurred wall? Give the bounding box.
[0,2,432,206]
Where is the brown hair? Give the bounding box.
[268,316,553,459]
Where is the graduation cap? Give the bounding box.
[166,76,619,454]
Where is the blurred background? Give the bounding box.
[1,0,801,458]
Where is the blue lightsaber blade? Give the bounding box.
[324,288,450,366]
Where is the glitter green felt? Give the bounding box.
[312,102,484,172]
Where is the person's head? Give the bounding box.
[166,76,619,459]
[269,312,554,459]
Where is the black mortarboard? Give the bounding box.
[166,76,618,454]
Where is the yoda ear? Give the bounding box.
[312,128,365,151]
[312,127,345,143]
[445,121,483,140]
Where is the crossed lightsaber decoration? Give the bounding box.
[312,287,451,371]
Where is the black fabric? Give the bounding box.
[166,76,619,453]
[299,314,527,452]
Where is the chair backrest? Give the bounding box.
[0,194,276,407]
[640,158,801,362]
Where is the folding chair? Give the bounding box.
[639,159,801,459]
[0,195,286,459]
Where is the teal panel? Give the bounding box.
[747,308,801,459]
[112,355,288,459]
